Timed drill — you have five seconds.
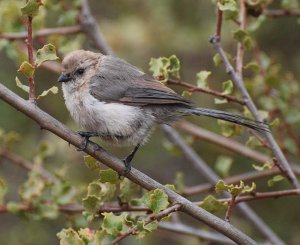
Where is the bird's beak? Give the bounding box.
[58,74,72,83]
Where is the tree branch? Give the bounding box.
[167,79,245,105]
[158,222,235,245]
[195,189,300,205]
[209,36,300,189]
[176,121,271,163]
[215,8,223,39]
[26,16,35,102]
[0,26,81,40]
[0,83,257,245]
[0,147,56,182]
[79,0,114,55]
[263,9,300,18]
[236,0,246,77]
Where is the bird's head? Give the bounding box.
[58,50,101,91]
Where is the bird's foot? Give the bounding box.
[77,131,99,151]
[119,157,132,177]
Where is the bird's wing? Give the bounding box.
[89,56,191,106]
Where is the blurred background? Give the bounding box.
[0,0,300,244]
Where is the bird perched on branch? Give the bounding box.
[58,50,268,174]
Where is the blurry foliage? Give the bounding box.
[0,0,300,244]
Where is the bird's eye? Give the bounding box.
[76,68,85,75]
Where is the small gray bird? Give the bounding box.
[58,50,267,173]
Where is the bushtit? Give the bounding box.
[58,50,267,173]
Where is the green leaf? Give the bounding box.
[222,80,233,95]
[214,98,228,104]
[218,120,236,137]
[215,180,256,196]
[136,220,158,239]
[269,118,280,128]
[18,61,35,78]
[196,71,211,88]
[242,182,256,194]
[82,195,101,214]
[102,212,129,236]
[82,181,116,214]
[77,228,95,243]
[199,195,228,213]
[57,228,85,245]
[19,172,46,202]
[168,55,181,79]
[36,44,59,66]
[15,77,29,93]
[252,162,272,171]
[244,62,260,73]
[215,156,233,177]
[149,55,181,81]
[119,178,140,203]
[38,202,58,219]
[89,181,116,200]
[232,29,248,42]
[217,0,237,11]
[165,184,176,192]
[142,189,169,214]
[37,86,58,99]
[21,0,43,17]
[181,90,192,97]
[245,136,262,149]
[84,155,100,170]
[99,169,119,184]
[213,53,222,66]
[52,180,77,205]
[0,178,7,204]
[174,172,185,192]
[267,175,285,187]
[244,36,253,50]
[6,202,25,214]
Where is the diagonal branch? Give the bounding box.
[210,36,299,189]
[176,121,270,163]
[167,79,245,105]
[0,83,257,245]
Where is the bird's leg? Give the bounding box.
[77,131,100,151]
[120,143,141,176]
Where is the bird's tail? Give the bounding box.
[185,108,269,133]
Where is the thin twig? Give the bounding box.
[182,168,279,196]
[215,8,223,39]
[176,121,271,163]
[0,147,55,181]
[167,79,245,105]
[26,16,35,102]
[209,36,300,189]
[225,195,237,222]
[110,204,181,245]
[236,0,246,77]
[263,9,300,18]
[0,202,150,214]
[195,189,300,206]
[0,25,81,40]
[80,0,114,55]
[158,222,235,245]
